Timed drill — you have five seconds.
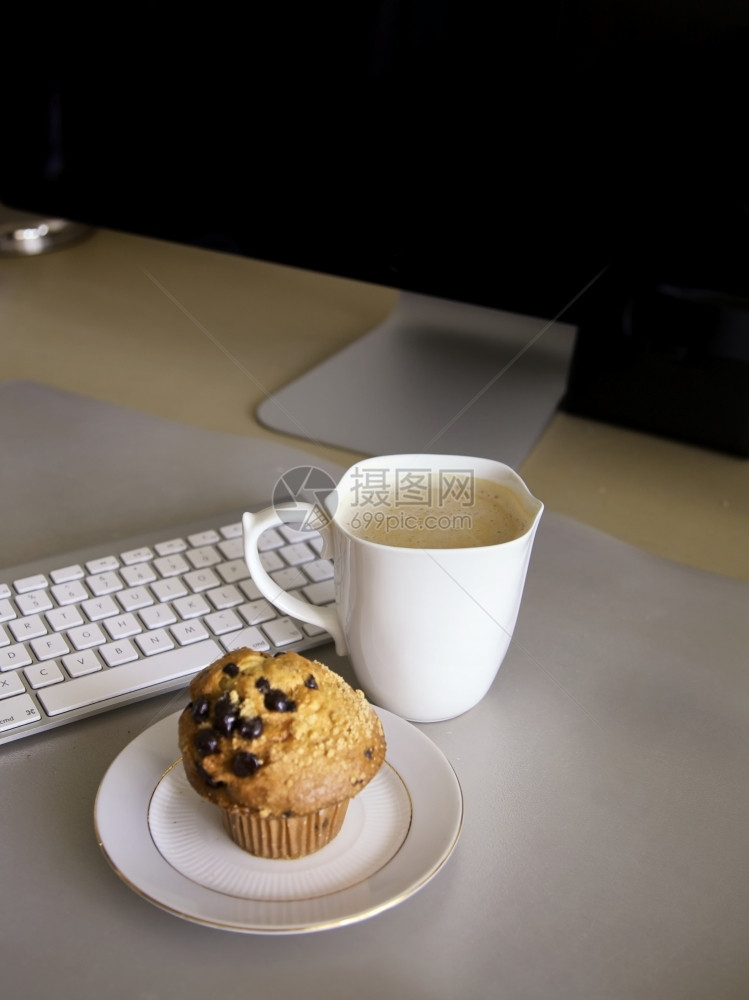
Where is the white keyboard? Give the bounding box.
[0,511,334,745]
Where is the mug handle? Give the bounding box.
[242,507,347,654]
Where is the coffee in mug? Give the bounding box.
[338,476,533,549]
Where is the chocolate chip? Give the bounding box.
[191,695,211,722]
[304,674,318,689]
[232,751,261,777]
[238,715,263,740]
[222,661,239,677]
[264,688,297,713]
[364,747,373,758]
[255,676,270,693]
[194,728,221,756]
[214,692,239,735]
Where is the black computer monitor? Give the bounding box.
[3,2,748,455]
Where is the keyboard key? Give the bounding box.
[30,633,70,661]
[302,558,334,583]
[205,610,242,636]
[151,577,188,603]
[117,587,153,612]
[86,556,119,574]
[38,640,221,716]
[303,579,336,605]
[0,599,16,622]
[222,627,269,652]
[0,644,33,671]
[121,564,157,587]
[135,629,174,656]
[0,671,26,698]
[100,640,139,668]
[171,620,210,646]
[67,623,107,650]
[186,545,221,569]
[239,579,262,601]
[103,614,142,641]
[9,615,47,642]
[270,567,307,591]
[217,537,243,560]
[184,569,220,593]
[16,590,53,616]
[46,606,84,632]
[257,528,284,551]
[154,538,187,556]
[280,542,315,566]
[260,550,284,572]
[0,584,11,600]
[120,546,154,565]
[50,564,84,584]
[188,530,221,547]
[173,594,211,620]
[52,580,89,606]
[206,585,243,610]
[81,595,120,621]
[239,599,275,626]
[262,617,304,646]
[0,693,42,732]
[154,553,190,577]
[139,604,177,630]
[278,524,311,544]
[86,571,123,597]
[63,649,103,677]
[14,574,48,594]
[303,621,328,637]
[24,661,64,689]
[215,559,250,585]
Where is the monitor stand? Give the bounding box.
[257,291,577,468]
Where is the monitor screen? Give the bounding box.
[4,2,748,454]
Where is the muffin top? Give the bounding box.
[178,648,386,816]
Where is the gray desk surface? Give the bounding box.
[1,219,748,998]
[1,382,748,1000]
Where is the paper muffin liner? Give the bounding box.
[220,800,350,859]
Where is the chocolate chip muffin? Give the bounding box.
[178,648,386,859]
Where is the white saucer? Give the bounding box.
[94,708,463,933]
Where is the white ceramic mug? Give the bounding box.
[242,454,543,722]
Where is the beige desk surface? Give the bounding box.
[1,218,747,582]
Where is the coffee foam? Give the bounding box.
[339,477,532,549]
